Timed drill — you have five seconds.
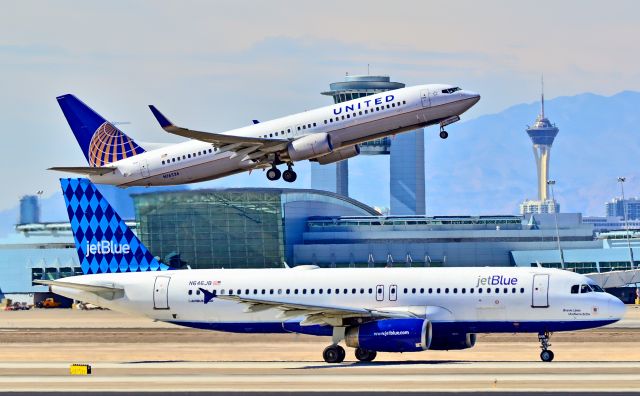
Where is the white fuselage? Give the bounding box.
[90,84,479,186]
[50,267,624,335]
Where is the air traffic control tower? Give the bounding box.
[314,75,426,215]
[520,87,560,214]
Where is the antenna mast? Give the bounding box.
[541,74,545,118]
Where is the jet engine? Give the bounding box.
[315,145,360,165]
[345,318,432,352]
[287,133,333,162]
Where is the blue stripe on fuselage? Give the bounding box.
[168,319,617,335]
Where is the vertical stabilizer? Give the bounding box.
[60,178,168,274]
[57,95,145,166]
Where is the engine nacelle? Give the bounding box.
[315,145,360,165]
[428,332,476,350]
[287,133,333,162]
[345,318,432,352]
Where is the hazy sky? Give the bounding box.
[2,0,639,212]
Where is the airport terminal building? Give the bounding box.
[2,187,639,304]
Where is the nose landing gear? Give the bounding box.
[538,331,554,362]
[439,128,449,139]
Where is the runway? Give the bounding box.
[0,361,639,392]
[1,308,639,393]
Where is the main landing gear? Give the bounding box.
[354,347,377,362]
[266,163,297,183]
[538,331,554,362]
[323,344,346,363]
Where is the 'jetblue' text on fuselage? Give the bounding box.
[475,275,518,287]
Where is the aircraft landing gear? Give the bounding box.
[538,331,554,362]
[266,166,281,181]
[323,344,346,363]
[282,163,297,183]
[354,347,377,362]
[439,129,449,139]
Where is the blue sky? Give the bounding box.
[2,0,639,213]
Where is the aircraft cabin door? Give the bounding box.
[153,276,171,310]
[531,274,550,308]
[136,160,150,178]
[420,89,430,107]
[389,284,398,301]
[375,284,384,302]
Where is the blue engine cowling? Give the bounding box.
[428,332,477,350]
[345,318,432,352]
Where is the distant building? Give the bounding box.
[19,195,40,224]
[315,74,426,215]
[606,197,640,220]
[584,216,640,233]
[520,82,560,214]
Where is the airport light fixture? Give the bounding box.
[617,177,635,269]
[547,180,565,269]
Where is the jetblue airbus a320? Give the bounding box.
[50,84,480,186]
[37,178,626,363]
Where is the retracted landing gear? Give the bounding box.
[538,331,554,362]
[323,344,346,363]
[354,347,377,362]
[282,163,297,183]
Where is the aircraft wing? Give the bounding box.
[34,280,124,300]
[48,166,117,176]
[200,288,416,326]
[148,106,289,162]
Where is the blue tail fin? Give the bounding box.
[61,178,168,274]
[57,95,145,167]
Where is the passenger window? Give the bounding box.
[327,289,332,294]
[411,288,416,294]
[495,288,499,293]
[520,288,525,293]
[462,288,466,294]
[188,290,192,295]
[261,289,266,294]
[253,289,257,294]
[236,289,241,295]
[277,289,282,294]
[420,288,424,293]
[403,100,407,104]
[344,288,348,294]
[360,288,364,294]
[269,289,274,294]
[453,288,458,294]
[368,288,372,294]
[470,288,474,294]
[437,288,441,294]
[403,288,408,294]
[428,288,433,294]
[336,288,340,294]
[359,111,363,115]
[324,120,327,124]
[303,289,307,294]
[196,290,200,295]
[245,289,249,294]
[571,285,579,294]
[294,289,299,294]
[310,289,315,294]
[351,288,356,294]
[445,288,449,294]
[503,288,508,293]
[347,114,350,119]
[188,154,191,158]
[512,288,516,293]
[302,125,306,129]
[478,288,483,294]
[319,289,323,294]
[313,123,317,127]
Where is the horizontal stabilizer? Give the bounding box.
[34,279,124,300]
[48,166,117,176]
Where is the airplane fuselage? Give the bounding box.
[88,84,479,186]
[51,266,624,335]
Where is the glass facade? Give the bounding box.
[134,190,285,269]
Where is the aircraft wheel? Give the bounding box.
[540,349,554,362]
[355,347,377,362]
[266,167,281,181]
[439,130,449,139]
[282,169,297,183]
[323,345,346,364]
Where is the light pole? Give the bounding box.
[547,180,565,269]
[617,177,635,269]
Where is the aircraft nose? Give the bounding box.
[607,295,626,321]
[466,91,481,105]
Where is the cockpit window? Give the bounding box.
[590,284,605,292]
[580,284,591,294]
[571,285,579,294]
[442,87,461,94]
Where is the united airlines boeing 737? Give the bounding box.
[37,179,625,363]
[50,84,480,186]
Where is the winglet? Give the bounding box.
[199,288,216,304]
[148,105,174,129]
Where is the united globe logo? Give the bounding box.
[88,122,145,166]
